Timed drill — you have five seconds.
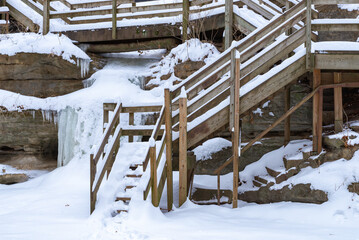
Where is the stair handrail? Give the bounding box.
[90,102,123,213]
[170,0,312,100]
[142,88,173,211]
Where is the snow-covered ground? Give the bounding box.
[1,37,359,239]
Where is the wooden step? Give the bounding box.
[129,163,143,170]
[116,209,129,214]
[116,197,131,202]
[125,185,136,190]
[126,174,142,178]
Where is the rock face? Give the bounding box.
[0,109,57,170]
[191,184,328,204]
[195,137,287,175]
[238,184,328,204]
[174,60,205,79]
[348,182,359,195]
[0,53,104,98]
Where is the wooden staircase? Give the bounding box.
[89,0,359,214]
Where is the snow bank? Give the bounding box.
[145,39,220,93]
[193,137,232,161]
[0,33,91,64]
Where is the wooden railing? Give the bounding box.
[170,0,317,100]
[143,88,173,211]
[90,102,122,213]
[0,6,9,33]
[90,102,162,213]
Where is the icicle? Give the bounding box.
[77,58,91,78]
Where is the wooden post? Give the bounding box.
[232,51,240,208]
[182,0,189,42]
[224,0,233,49]
[284,86,290,145]
[229,49,235,130]
[112,0,117,40]
[43,0,50,35]
[90,153,96,213]
[313,69,322,153]
[103,108,109,133]
[334,72,343,133]
[305,0,312,70]
[1,0,5,21]
[129,112,134,142]
[217,174,221,205]
[179,87,188,207]
[150,141,159,207]
[164,88,173,211]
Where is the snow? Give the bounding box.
[312,41,359,52]
[193,137,232,161]
[0,6,9,12]
[180,86,187,99]
[337,4,359,11]
[145,39,220,94]
[0,33,91,64]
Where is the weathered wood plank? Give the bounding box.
[314,54,359,70]
[150,145,159,207]
[312,23,359,32]
[234,11,256,35]
[103,103,161,112]
[224,0,233,49]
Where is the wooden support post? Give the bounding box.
[232,51,240,209]
[150,142,159,207]
[164,88,173,211]
[103,108,109,133]
[90,153,96,213]
[43,0,50,35]
[229,49,235,130]
[313,69,322,153]
[217,174,221,205]
[224,0,233,49]
[179,87,188,207]
[284,86,291,145]
[129,112,134,142]
[1,0,5,21]
[112,0,117,40]
[182,0,189,42]
[334,72,343,133]
[305,0,312,70]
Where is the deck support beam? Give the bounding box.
[225,0,233,49]
[164,88,173,211]
[182,0,189,42]
[112,0,117,39]
[305,0,312,70]
[312,69,322,153]
[232,51,240,208]
[334,72,343,133]
[43,0,50,35]
[284,86,291,145]
[179,90,188,207]
[129,112,134,142]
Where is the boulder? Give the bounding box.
[0,173,28,184]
